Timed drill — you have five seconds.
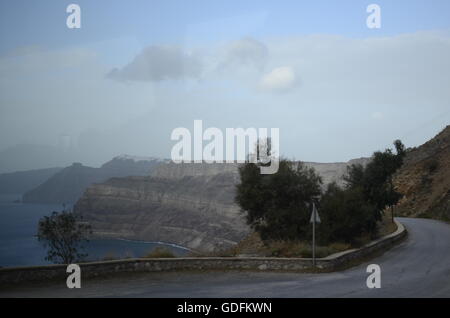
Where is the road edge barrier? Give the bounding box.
[0,219,407,286]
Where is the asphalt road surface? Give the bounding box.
[1,217,450,298]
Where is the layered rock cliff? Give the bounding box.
[304,158,371,187]
[73,125,450,253]
[74,168,248,252]
[23,156,165,204]
[74,159,370,252]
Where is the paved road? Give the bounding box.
[2,218,450,297]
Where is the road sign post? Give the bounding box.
[312,211,316,267]
[310,202,321,267]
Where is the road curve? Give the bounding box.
[2,218,450,297]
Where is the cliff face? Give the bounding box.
[23,156,165,204]
[72,126,450,252]
[74,159,370,252]
[74,170,248,252]
[304,158,371,187]
[394,126,450,221]
[149,162,239,179]
[149,159,371,185]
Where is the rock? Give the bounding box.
[74,168,250,252]
[22,156,166,204]
[258,264,268,270]
[73,159,371,252]
[394,125,450,221]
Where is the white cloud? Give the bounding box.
[2,31,450,165]
[259,66,297,93]
[107,45,202,82]
[264,31,450,106]
[218,37,268,71]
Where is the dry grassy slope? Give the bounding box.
[394,125,450,221]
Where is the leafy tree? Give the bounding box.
[236,139,406,246]
[319,140,406,244]
[236,159,322,242]
[344,140,406,222]
[318,183,378,244]
[37,210,92,264]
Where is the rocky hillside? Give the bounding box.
[394,125,450,221]
[0,167,62,195]
[22,156,165,204]
[74,158,370,252]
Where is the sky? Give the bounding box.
[1,0,450,171]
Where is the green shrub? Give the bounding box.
[265,241,345,258]
[144,247,176,258]
[328,242,352,252]
[295,246,335,258]
[318,183,379,245]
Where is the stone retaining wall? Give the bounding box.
[0,220,406,286]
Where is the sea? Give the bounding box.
[0,194,189,267]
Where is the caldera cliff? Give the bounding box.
[74,163,248,252]
[73,159,370,252]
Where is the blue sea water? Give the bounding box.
[0,194,188,267]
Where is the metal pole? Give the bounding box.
[390,177,395,224]
[312,203,316,267]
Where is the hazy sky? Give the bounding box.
[1,0,450,170]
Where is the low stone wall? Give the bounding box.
[0,220,406,286]
[320,219,407,267]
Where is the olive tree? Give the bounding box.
[37,210,92,264]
